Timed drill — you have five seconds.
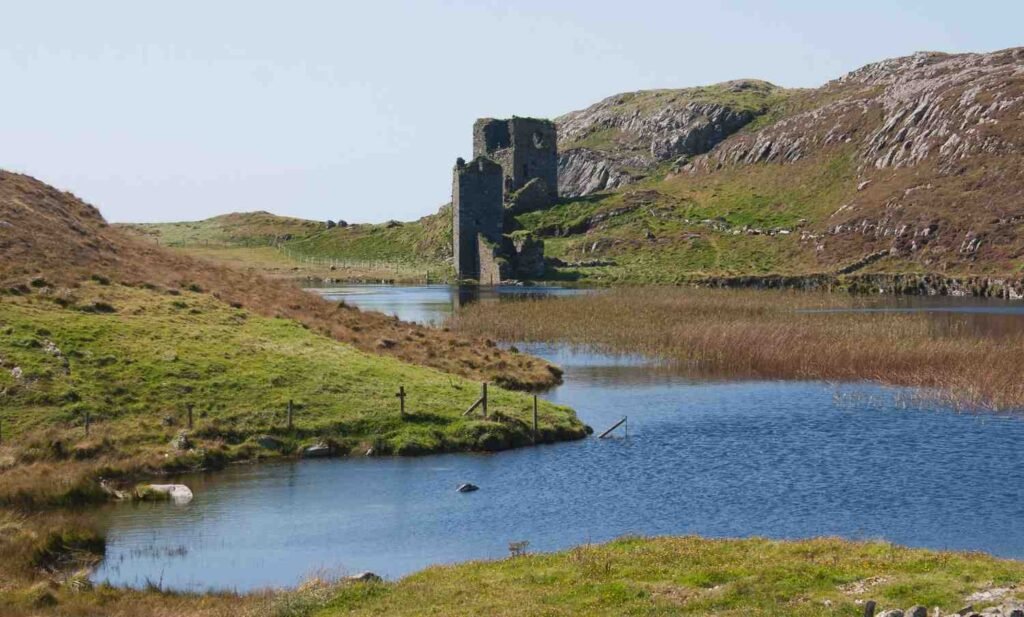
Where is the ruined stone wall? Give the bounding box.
[511,233,545,279]
[478,235,511,285]
[452,156,504,281]
[474,117,558,202]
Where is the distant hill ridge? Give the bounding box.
[124,47,1024,282]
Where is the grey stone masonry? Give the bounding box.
[473,117,558,202]
[452,156,504,281]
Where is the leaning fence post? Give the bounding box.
[287,399,294,430]
[481,383,488,418]
[187,403,194,429]
[397,386,406,416]
[533,395,539,443]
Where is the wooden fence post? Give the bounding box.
[397,386,406,416]
[187,404,194,429]
[84,411,90,436]
[863,600,876,617]
[481,383,488,418]
[287,400,294,430]
[533,395,539,443]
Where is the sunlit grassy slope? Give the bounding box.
[0,282,587,505]
[299,536,1024,617]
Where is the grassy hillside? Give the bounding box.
[120,211,325,247]
[0,281,585,507]
[121,207,454,283]
[2,171,551,387]
[517,151,858,284]
[283,206,452,278]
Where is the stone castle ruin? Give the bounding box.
[453,116,558,283]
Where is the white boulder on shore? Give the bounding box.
[146,484,194,503]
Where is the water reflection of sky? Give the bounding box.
[311,283,589,325]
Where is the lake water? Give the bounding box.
[93,286,1024,592]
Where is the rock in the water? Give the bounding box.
[302,443,332,458]
[456,483,479,493]
[144,484,194,503]
[346,571,381,583]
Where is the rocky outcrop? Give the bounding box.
[701,48,1024,171]
[557,148,639,197]
[556,80,781,197]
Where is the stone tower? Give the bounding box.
[452,156,505,282]
[473,117,558,202]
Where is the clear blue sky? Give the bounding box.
[1,1,1021,224]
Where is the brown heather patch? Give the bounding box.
[450,287,1024,410]
[0,171,559,390]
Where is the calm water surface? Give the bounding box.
[93,286,1024,591]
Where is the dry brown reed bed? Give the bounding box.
[450,287,1024,411]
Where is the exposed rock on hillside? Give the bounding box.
[686,47,1024,274]
[701,49,1024,170]
[556,80,785,197]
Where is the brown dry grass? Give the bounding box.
[0,170,558,390]
[450,287,1024,410]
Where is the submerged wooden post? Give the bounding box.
[481,383,488,418]
[287,399,294,430]
[598,416,628,439]
[532,395,539,443]
[397,386,406,416]
[187,403,194,429]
